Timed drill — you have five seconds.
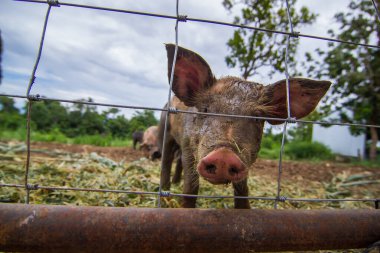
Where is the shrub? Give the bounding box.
[31,128,68,143]
[285,141,333,160]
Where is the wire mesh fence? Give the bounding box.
[0,0,379,209]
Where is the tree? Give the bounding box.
[30,100,68,132]
[304,0,380,160]
[223,0,316,80]
[107,116,130,138]
[103,108,130,138]
[0,97,18,114]
[0,97,22,129]
[129,110,158,134]
[64,98,106,137]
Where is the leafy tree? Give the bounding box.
[304,0,380,160]
[223,0,316,79]
[107,116,130,138]
[29,100,69,132]
[64,98,105,137]
[103,108,130,138]
[0,97,18,114]
[0,96,158,143]
[0,97,22,129]
[129,110,158,134]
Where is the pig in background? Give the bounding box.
[140,126,161,160]
[132,131,143,150]
[158,44,331,209]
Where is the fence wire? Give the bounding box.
[1,0,379,208]
[1,93,379,129]
[13,0,380,49]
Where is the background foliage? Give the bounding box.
[0,97,158,146]
[302,0,380,160]
[223,0,316,79]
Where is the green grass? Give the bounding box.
[349,157,380,168]
[0,128,132,147]
[258,135,284,160]
[258,135,334,161]
[285,141,333,161]
[70,134,131,147]
[0,128,27,141]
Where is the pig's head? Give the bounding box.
[166,44,331,185]
[140,143,161,160]
[140,126,161,160]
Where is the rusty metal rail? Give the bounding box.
[0,204,379,253]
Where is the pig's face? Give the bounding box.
[140,126,161,160]
[166,44,331,185]
[140,143,161,160]
[189,78,266,184]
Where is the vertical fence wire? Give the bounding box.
[371,0,380,21]
[157,0,182,207]
[24,4,53,204]
[274,0,295,209]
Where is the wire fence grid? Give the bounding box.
[0,0,379,208]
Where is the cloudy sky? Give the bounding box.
[0,0,351,118]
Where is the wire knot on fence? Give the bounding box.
[47,0,60,7]
[27,94,42,102]
[168,107,178,114]
[277,196,288,202]
[177,15,187,22]
[26,184,39,191]
[290,31,300,38]
[286,117,297,124]
[160,191,171,198]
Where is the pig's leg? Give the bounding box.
[172,156,182,184]
[233,179,250,209]
[182,152,199,208]
[161,140,176,190]
[133,139,137,150]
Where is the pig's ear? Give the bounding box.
[166,44,215,106]
[264,78,331,125]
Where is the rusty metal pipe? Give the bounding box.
[0,204,379,253]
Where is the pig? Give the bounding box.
[159,44,331,209]
[140,126,161,160]
[132,131,144,150]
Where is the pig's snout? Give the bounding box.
[197,148,247,184]
[152,150,161,160]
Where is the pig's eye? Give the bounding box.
[251,117,261,122]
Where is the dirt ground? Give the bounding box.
[1,141,379,207]
[30,141,380,183]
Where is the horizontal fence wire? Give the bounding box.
[0,0,379,208]
[1,183,378,203]
[13,0,380,50]
[1,93,379,129]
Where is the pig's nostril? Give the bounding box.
[152,151,161,159]
[205,164,217,174]
[228,167,239,176]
